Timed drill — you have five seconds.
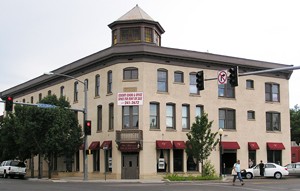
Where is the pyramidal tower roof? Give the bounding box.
[117,4,154,21]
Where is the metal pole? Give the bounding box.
[219,134,222,177]
[44,72,88,180]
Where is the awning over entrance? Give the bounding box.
[119,143,140,152]
[156,140,173,149]
[248,142,260,150]
[267,142,285,150]
[221,141,240,150]
[89,141,100,150]
[173,141,186,149]
[101,140,112,149]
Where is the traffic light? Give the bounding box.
[196,71,204,91]
[84,120,92,135]
[5,96,14,112]
[228,66,239,87]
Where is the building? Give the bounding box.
[0,5,292,179]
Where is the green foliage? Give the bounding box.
[164,173,219,181]
[202,160,217,177]
[290,105,300,144]
[185,113,219,176]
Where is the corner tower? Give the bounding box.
[108,5,165,46]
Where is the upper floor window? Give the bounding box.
[38,93,42,102]
[95,75,100,97]
[196,105,204,117]
[246,80,254,89]
[189,73,198,94]
[97,105,102,131]
[124,67,138,80]
[122,106,139,129]
[120,27,141,43]
[219,108,236,130]
[266,112,281,131]
[166,103,176,129]
[157,69,168,92]
[150,102,159,129]
[48,90,52,96]
[107,71,112,94]
[145,27,153,43]
[174,71,184,83]
[30,96,34,104]
[182,104,190,130]
[154,31,160,46]
[113,30,117,45]
[218,84,235,98]
[265,83,280,102]
[60,86,65,97]
[22,98,25,103]
[74,81,79,102]
[247,110,255,120]
[109,103,114,130]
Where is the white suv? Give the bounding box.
[0,160,26,179]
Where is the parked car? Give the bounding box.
[0,160,26,179]
[284,162,300,176]
[241,162,289,179]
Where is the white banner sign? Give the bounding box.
[117,92,144,105]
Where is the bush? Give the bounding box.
[202,160,217,177]
[164,173,219,181]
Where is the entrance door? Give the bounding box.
[121,153,139,179]
[222,151,237,174]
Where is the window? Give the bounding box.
[189,73,198,94]
[154,31,160,46]
[22,98,25,103]
[93,150,100,172]
[219,108,236,130]
[218,84,235,98]
[150,102,159,129]
[107,71,112,94]
[120,27,141,43]
[166,103,175,129]
[157,69,168,92]
[48,90,51,95]
[74,81,78,102]
[267,150,282,164]
[84,79,89,90]
[174,71,184,83]
[97,105,102,131]
[156,150,169,172]
[247,110,255,120]
[113,30,117,45]
[196,105,203,117]
[246,80,254,89]
[187,155,197,171]
[265,83,280,102]
[266,112,281,131]
[109,103,114,130]
[95,75,100,97]
[123,67,138,80]
[182,105,190,130]
[30,96,34,104]
[39,93,42,102]
[60,86,65,97]
[122,106,139,129]
[145,27,153,43]
[173,150,183,172]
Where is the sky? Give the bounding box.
[1,0,299,114]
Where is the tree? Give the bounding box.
[290,105,300,144]
[185,113,219,176]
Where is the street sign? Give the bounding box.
[37,103,56,108]
[218,70,228,85]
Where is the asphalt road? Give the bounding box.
[0,176,300,191]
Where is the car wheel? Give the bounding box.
[274,172,282,179]
[246,172,253,179]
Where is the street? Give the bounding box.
[0,177,300,191]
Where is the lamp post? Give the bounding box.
[45,72,88,181]
[218,128,223,177]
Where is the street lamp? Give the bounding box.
[218,128,223,177]
[45,72,88,181]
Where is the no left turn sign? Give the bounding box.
[218,70,227,85]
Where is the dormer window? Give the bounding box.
[120,27,141,43]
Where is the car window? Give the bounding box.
[286,164,293,169]
[265,164,275,168]
[18,162,26,167]
[296,164,300,169]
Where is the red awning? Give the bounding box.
[173,141,186,149]
[156,140,173,149]
[221,141,240,150]
[248,142,260,150]
[267,142,285,150]
[100,141,112,149]
[89,141,100,150]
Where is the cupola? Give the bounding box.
[108,5,165,46]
